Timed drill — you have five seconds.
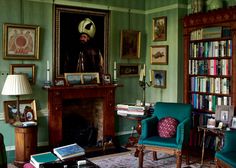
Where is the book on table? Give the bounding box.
[53,143,85,160]
[30,151,59,168]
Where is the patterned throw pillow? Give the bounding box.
[157,117,179,138]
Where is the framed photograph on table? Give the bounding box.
[215,105,234,125]
[10,64,35,84]
[151,70,166,88]
[82,73,100,84]
[3,23,40,60]
[151,45,168,65]
[64,73,82,86]
[153,16,167,41]
[3,99,37,123]
[120,30,141,59]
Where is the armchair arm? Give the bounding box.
[176,118,191,148]
[139,116,158,141]
[220,130,236,153]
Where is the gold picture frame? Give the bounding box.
[3,99,37,123]
[151,45,168,65]
[153,16,167,41]
[3,23,40,60]
[10,64,36,84]
[64,72,100,86]
[120,30,141,59]
[152,70,167,88]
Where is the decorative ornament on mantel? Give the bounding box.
[206,0,223,11]
[191,0,204,13]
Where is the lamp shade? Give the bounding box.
[1,74,32,95]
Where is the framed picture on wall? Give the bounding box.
[151,45,168,65]
[151,70,166,88]
[118,64,140,77]
[10,64,36,84]
[3,23,40,60]
[153,16,167,41]
[120,30,141,59]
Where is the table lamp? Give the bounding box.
[1,74,32,126]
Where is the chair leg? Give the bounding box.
[176,151,182,168]
[153,151,157,160]
[138,145,144,168]
[185,148,190,165]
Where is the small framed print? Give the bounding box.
[10,64,35,84]
[151,45,168,65]
[64,72,100,86]
[3,99,37,123]
[215,105,234,125]
[64,73,82,86]
[82,73,100,85]
[153,16,167,41]
[102,74,111,84]
[151,70,166,88]
[231,117,236,129]
[3,23,40,60]
[118,64,140,77]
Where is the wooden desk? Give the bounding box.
[198,126,225,166]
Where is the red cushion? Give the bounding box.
[157,117,179,138]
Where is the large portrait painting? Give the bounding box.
[54,5,109,78]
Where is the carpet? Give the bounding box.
[90,150,216,168]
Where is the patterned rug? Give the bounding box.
[91,150,216,168]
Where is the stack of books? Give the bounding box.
[116,104,145,116]
[30,143,85,168]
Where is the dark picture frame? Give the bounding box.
[3,23,40,60]
[3,99,37,123]
[118,64,140,77]
[152,70,166,88]
[120,30,141,59]
[151,45,168,65]
[153,16,167,41]
[10,64,35,84]
[54,5,109,78]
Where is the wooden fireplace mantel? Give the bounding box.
[48,84,117,148]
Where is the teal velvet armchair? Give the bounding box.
[138,102,192,168]
[215,130,236,168]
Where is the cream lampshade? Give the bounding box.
[1,74,32,125]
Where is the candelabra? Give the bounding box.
[139,77,152,107]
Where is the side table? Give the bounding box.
[198,126,225,166]
[14,125,38,168]
[121,114,150,157]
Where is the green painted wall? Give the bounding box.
[1,0,236,163]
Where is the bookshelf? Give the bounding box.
[183,6,236,128]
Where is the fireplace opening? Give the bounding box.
[62,98,103,148]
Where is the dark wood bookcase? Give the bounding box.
[183,6,236,127]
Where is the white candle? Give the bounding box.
[143,64,146,76]
[47,60,49,81]
[149,70,152,82]
[114,61,116,69]
[114,69,117,81]
[139,69,143,81]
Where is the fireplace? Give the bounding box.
[48,85,116,149]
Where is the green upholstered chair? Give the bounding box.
[215,130,236,168]
[138,102,192,168]
[0,133,7,168]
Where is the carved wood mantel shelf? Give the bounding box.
[48,84,117,148]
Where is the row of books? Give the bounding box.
[190,94,231,112]
[190,77,230,94]
[190,40,232,58]
[189,59,231,76]
[190,27,231,40]
[30,143,85,168]
[116,104,145,116]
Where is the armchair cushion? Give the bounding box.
[157,117,179,138]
